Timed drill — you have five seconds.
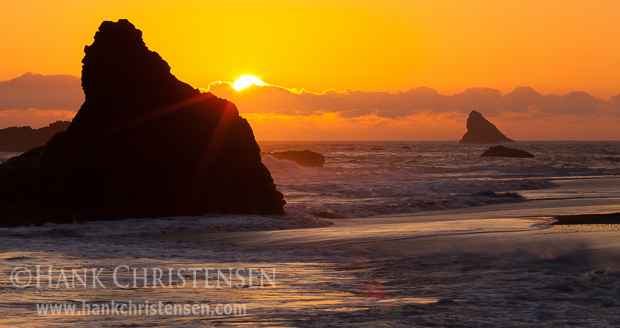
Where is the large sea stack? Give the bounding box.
[459,110,514,144]
[0,19,285,227]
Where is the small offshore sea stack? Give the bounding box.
[0,19,285,227]
[481,145,534,158]
[460,110,515,144]
[269,150,325,167]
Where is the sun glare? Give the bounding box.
[232,75,266,91]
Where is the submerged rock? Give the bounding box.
[481,145,534,158]
[459,110,514,144]
[0,121,71,152]
[0,19,285,227]
[268,150,325,167]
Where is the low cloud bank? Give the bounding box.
[1,72,618,139]
[208,82,618,119]
[0,73,84,111]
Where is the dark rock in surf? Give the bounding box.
[0,121,71,152]
[481,145,534,158]
[0,19,285,227]
[552,212,620,225]
[459,110,514,144]
[269,150,325,167]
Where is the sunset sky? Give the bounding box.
[1,0,619,140]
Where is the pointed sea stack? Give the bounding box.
[0,19,285,226]
[459,110,514,144]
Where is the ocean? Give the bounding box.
[1,141,620,326]
[261,141,620,218]
[2,141,619,222]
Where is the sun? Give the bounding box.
[232,75,266,91]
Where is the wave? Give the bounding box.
[260,141,620,219]
[264,157,560,218]
[0,214,332,238]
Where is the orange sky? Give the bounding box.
[1,1,619,140]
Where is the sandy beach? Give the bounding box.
[157,178,620,258]
[139,177,620,326]
[1,177,619,326]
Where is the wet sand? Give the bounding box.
[156,178,620,265]
[2,178,618,327]
[146,178,620,326]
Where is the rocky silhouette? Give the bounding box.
[552,212,620,225]
[268,150,325,167]
[481,145,534,158]
[0,19,285,227]
[459,110,515,144]
[0,121,71,152]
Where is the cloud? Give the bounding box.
[0,72,613,120]
[208,82,616,120]
[205,82,619,140]
[0,73,617,139]
[612,94,620,116]
[0,109,76,129]
[0,73,84,111]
